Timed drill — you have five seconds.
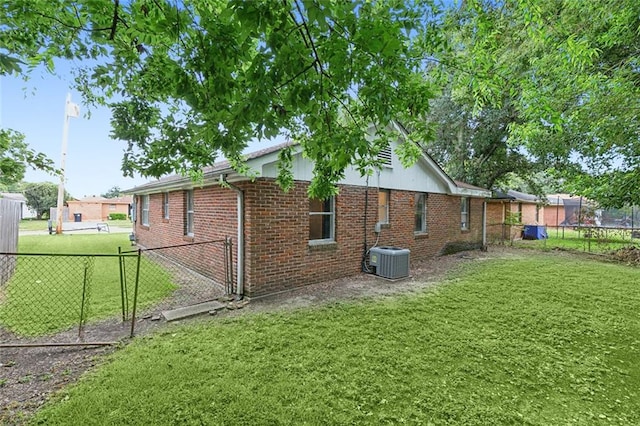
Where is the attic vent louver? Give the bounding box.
[378,146,392,167]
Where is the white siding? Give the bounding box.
[259,141,455,195]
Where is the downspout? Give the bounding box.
[362,174,370,273]
[221,175,244,299]
[482,200,487,251]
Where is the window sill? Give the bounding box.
[414,232,429,239]
[162,219,170,223]
[183,235,195,243]
[140,225,150,230]
[461,229,471,233]
[308,240,337,250]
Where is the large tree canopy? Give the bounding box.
[101,185,122,198]
[22,182,71,220]
[2,0,443,199]
[3,1,638,205]
[437,0,640,207]
[424,87,546,191]
[0,129,56,186]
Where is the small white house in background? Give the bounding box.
[0,193,36,220]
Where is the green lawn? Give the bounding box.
[18,233,129,254]
[0,234,174,335]
[32,253,640,425]
[19,219,133,231]
[516,227,639,253]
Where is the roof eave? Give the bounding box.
[454,187,493,198]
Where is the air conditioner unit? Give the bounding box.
[369,246,410,279]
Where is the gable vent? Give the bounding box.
[378,146,392,167]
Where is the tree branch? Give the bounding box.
[32,11,114,33]
[293,0,326,78]
[276,60,317,90]
[109,0,120,40]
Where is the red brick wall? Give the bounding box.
[543,204,565,227]
[486,201,541,242]
[486,202,504,241]
[66,201,102,221]
[101,203,129,220]
[66,201,129,221]
[244,180,484,297]
[134,187,239,289]
[508,202,539,225]
[135,179,485,298]
[243,181,368,297]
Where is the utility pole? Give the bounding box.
[55,93,79,234]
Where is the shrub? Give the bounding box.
[108,213,127,220]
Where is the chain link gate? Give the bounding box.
[120,238,232,336]
[0,238,233,347]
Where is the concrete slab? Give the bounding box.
[162,300,226,322]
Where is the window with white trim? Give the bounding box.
[415,193,427,233]
[185,190,194,236]
[378,190,390,224]
[461,197,470,230]
[309,197,335,242]
[163,192,170,219]
[141,195,150,226]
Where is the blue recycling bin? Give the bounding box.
[523,225,547,240]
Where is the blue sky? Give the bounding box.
[1,62,281,198]
[1,63,149,198]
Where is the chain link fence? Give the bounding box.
[0,254,96,340]
[543,225,639,253]
[487,221,639,253]
[119,240,231,330]
[0,239,232,347]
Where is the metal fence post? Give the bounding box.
[118,246,128,321]
[129,249,142,338]
[223,237,229,295]
[228,237,234,295]
[78,256,92,341]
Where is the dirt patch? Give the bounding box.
[0,318,166,425]
[0,246,538,424]
[609,246,640,265]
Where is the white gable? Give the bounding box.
[129,135,490,198]
[255,139,487,197]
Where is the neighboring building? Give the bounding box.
[486,190,541,242]
[0,193,36,220]
[126,139,490,298]
[543,194,595,227]
[543,195,638,228]
[65,196,133,222]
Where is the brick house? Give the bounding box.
[486,190,542,243]
[542,194,595,227]
[66,196,132,222]
[126,141,490,298]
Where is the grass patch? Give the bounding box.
[33,254,640,424]
[18,219,50,232]
[516,228,639,253]
[0,234,174,335]
[18,233,129,254]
